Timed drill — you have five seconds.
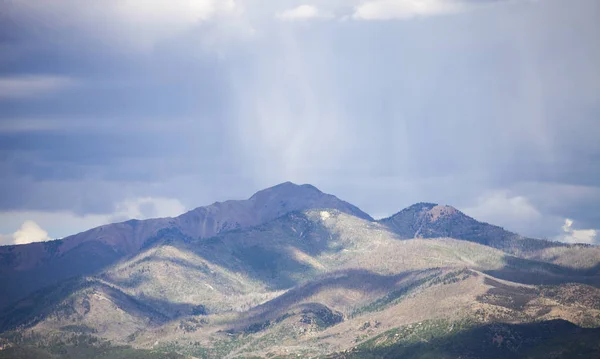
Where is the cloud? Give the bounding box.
[0,119,64,133]
[558,218,597,244]
[353,0,466,20]
[13,220,51,245]
[109,197,187,222]
[0,0,599,244]
[276,5,327,21]
[0,76,75,99]
[230,35,354,183]
[463,189,599,244]
[0,220,51,246]
[3,0,241,50]
[461,190,543,235]
[462,190,542,223]
[0,197,187,241]
[116,0,237,23]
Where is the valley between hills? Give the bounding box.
[0,182,599,358]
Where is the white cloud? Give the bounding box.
[0,220,51,246]
[0,197,187,242]
[13,220,51,245]
[0,212,108,244]
[558,218,597,244]
[462,190,542,223]
[276,5,326,21]
[462,190,600,243]
[353,0,466,20]
[461,190,543,235]
[0,76,75,99]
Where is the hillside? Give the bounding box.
[1,183,599,358]
[0,182,371,309]
[378,202,567,255]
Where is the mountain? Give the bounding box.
[332,319,600,359]
[0,182,371,309]
[175,181,372,238]
[379,202,568,255]
[0,183,599,358]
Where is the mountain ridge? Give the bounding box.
[378,201,568,256]
[0,183,599,358]
[0,182,371,309]
[0,182,591,311]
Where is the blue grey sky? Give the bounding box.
[0,0,599,245]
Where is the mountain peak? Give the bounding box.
[404,202,439,211]
[378,202,533,251]
[420,204,459,222]
[248,181,322,201]
[380,202,470,233]
[390,202,460,220]
[175,181,372,240]
[248,181,372,222]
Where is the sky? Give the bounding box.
[0,0,599,246]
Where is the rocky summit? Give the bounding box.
[1,182,599,359]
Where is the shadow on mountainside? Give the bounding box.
[0,214,347,333]
[330,319,600,359]
[0,333,185,359]
[0,216,346,333]
[477,276,600,327]
[225,268,437,332]
[0,240,123,310]
[100,255,215,290]
[0,278,170,333]
[186,211,343,290]
[484,255,600,288]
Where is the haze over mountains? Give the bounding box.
[0,182,599,358]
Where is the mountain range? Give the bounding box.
[0,182,599,358]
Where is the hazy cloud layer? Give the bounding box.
[0,76,76,99]
[0,0,599,244]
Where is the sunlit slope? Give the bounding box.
[1,203,599,358]
[108,210,509,314]
[0,210,508,337]
[0,182,372,310]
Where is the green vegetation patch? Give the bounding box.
[331,319,600,359]
[0,333,183,359]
